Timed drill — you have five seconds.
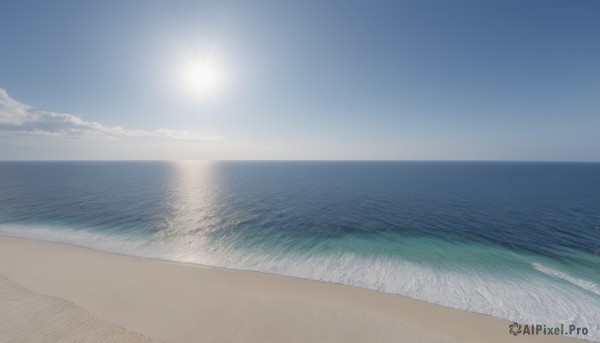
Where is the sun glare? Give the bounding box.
[177,54,228,99]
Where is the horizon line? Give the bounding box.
[1,159,599,163]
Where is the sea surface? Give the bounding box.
[1,161,599,341]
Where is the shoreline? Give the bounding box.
[0,235,584,342]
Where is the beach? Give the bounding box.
[0,236,582,343]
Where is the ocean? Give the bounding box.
[1,161,599,341]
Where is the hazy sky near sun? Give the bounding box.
[1,0,599,160]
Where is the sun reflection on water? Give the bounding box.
[155,160,225,263]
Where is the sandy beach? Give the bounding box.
[0,236,582,343]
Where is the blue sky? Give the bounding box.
[0,0,599,160]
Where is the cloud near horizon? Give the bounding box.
[0,88,223,142]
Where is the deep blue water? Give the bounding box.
[1,161,599,340]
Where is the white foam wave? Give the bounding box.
[0,225,149,257]
[532,262,600,297]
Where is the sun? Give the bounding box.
[177,54,228,99]
[183,61,221,94]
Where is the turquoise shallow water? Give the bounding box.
[0,161,599,341]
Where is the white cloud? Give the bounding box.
[0,88,223,141]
